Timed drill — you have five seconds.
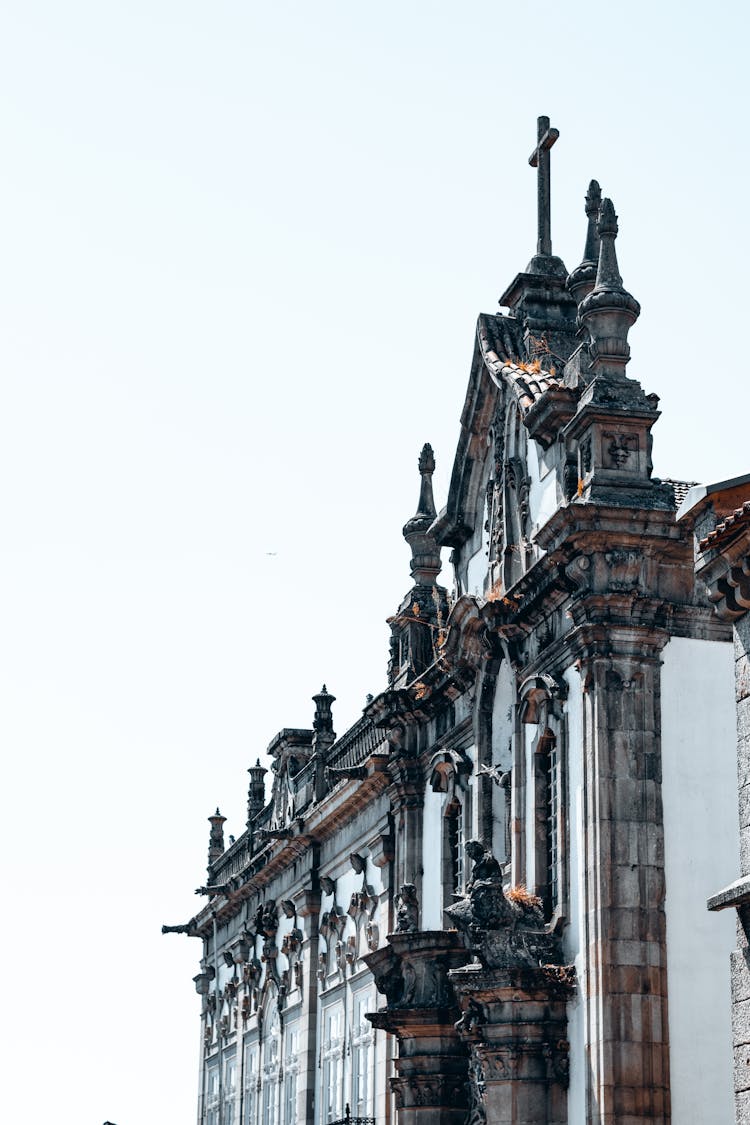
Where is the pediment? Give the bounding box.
[435,313,578,599]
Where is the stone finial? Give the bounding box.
[312,685,336,739]
[577,198,640,380]
[312,685,336,802]
[402,444,441,586]
[246,758,268,826]
[207,808,227,869]
[566,179,602,305]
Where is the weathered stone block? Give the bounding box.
[737,655,750,703]
[735,1086,750,1120]
[738,700,750,744]
[731,949,750,1004]
[740,783,750,832]
[733,998,750,1049]
[734,1042,750,1093]
[737,733,750,790]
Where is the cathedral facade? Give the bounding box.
[164,120,740,1124]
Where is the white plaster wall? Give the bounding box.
[422,785,445,929]
[491,661,515,863]
[661,637,737,1125]
[527,440,557,534]
[562,665,587,1125]
[466,544,487,598]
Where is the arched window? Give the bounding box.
[320,1003,344,1123]
[428,747,472,914]
[519,675,567,922]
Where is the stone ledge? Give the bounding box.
[707,875,750,912]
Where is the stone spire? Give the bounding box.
[313,685,336,744]
[402,444,441,586]
[207,808,227,872]
[578,198,640,380]
[566,179,602,305]
[246,759,267,827]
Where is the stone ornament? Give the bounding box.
[395,883,419,933]
[446,840,568,974]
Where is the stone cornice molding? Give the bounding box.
[696,528,750,621]
[190,757,391,934]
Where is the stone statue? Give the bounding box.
[446,840,563,972]
[465,838,503,890]
[395,883,420,933]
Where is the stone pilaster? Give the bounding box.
[576,635,670,1123]
[293,885,321,1125]
[365,931,470,1125]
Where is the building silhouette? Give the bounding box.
[164,119,740,1125]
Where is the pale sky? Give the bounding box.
[1,3,748,1122]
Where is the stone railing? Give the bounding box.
[327,715,384,771]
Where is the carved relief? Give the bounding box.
[580,436,592,476]
[467,1050,487,1125]
[604,549,643,590]
[455,997,487,1039]
[543,1037,571,1088]
[603,430,638,469]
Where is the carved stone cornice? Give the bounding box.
[390,1072,467,1112]
[696,526,750,621]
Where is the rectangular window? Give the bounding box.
[283,1022,300,1124]
[206,1066,219,1125]
[244,1044,259,1125]
[351,991,373,1118]
[321,1004,344,1123]
[224,1058,237,1125]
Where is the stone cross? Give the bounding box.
[528,115,559,257]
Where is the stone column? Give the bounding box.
[365,930,470,1125]
[576,632,670,1123]
[451,964,570,1125]
[446,842,573,1125]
